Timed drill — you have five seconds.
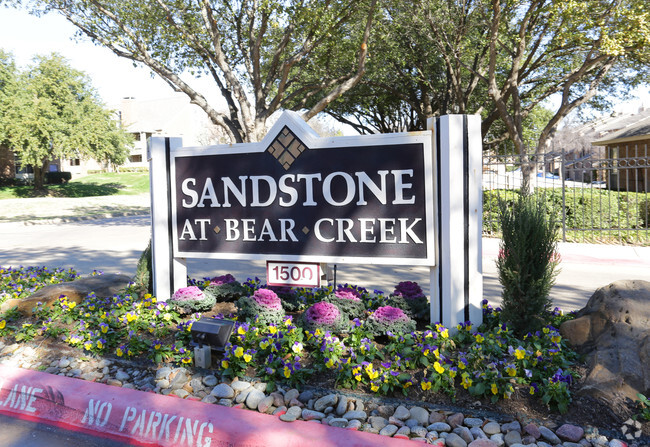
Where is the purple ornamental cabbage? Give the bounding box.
[366,305,416,336]
[236,288,285,325]
[169,286,216,314]
[210,274,236,286]
[171,286,205,301]
[305,301,340,325]
[334,287,362,302]
[393,281,425,300]
[204,274,246,302]
[253,288,282,310]
[388,281,429,320]
[372,305,410,323]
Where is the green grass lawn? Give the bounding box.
[0,172,150,199]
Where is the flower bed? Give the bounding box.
[0,268,583,416]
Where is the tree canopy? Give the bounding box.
[12,0,650,160]
[18,0,378,143]
[315,0,650,162]
[0,52,132,189]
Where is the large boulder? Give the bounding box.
[0,273,132,315]
[560,280,650,404]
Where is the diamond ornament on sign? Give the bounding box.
[266,126,307,170]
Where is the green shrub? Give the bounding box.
[496,193,560,336]
[133,239,153,296]
[641,197,650,228]
[45,171,72,184]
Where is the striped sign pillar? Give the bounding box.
[428,115,483,330]
[148,136,187,300]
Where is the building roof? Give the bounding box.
[593,114,650,146]
[113,94,214,146]
[575,107,650,138]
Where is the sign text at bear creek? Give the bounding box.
[170,112,435,265]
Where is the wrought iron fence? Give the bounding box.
[483,143,650,245]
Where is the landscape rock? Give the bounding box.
[503,429,522,446]
[302,409,325,421]
[393,405,411,420]
[539,426,562,445]
[379,424,399,437]
[560,280,650,403]
[279,406,302,422]
[245,389,265,410]
[314,394,338,412]
[210,383,234,399]
[409,406,429,425]
[556,424,584,443]
[468,440,498,447]
[446,432,468,447]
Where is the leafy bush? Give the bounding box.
[236,288,286,326]
[204,274,246,302]
[496,193,559,336]
[300,301,349,333]
[133,239,153,296]
[45,171,72,184]
[168,286,216,315]
[364,305,416,336]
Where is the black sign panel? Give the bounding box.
[171,119,434,265]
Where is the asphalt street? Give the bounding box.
[1,214,649,311]
[0,413,130,447]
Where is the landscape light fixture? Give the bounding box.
[190,317,235,352]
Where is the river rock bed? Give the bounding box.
[0,340,645,447]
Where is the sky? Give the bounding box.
[0,7,188,106]
[0,6,649,118]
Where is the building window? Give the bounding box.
[70,159,81,166]
[14,154,33,174]
[129,154,143,163]
[133,133,141,141]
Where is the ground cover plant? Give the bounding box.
[0,267,583,418]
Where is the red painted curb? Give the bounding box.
[0,365,415,446]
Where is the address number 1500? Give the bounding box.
[266,261,321,288]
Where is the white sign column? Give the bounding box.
[148,136,187,300]
[429,115,483,330]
